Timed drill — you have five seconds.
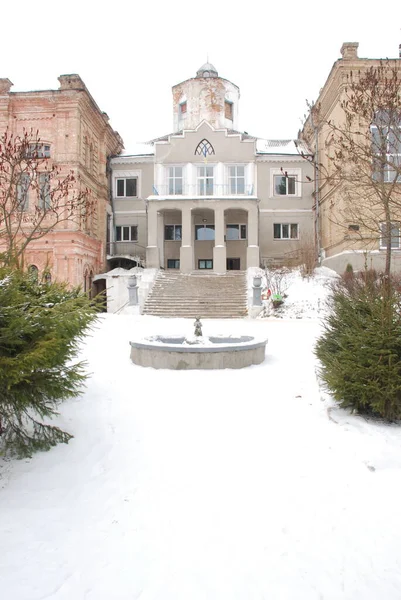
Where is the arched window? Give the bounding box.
[43,271,52,284]
[28,265,39,281]
[195,139,215,157]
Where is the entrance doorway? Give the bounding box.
[227,258,240,270]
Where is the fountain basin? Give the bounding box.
[130,335,267,370]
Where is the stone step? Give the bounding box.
[143,270,248,318]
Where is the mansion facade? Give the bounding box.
[2,42,400,292]
[109,63,314,274]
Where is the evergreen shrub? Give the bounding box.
[315,276,401,419]
[0,268,98,457]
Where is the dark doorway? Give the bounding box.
[227,258,240,270]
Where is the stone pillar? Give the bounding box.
[247,204,260,268]
[180,205,194,273]
[127,275,138,305]
[146,202,160,268]
[213,205,226,273]
[252,275,262,306]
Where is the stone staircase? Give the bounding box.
[142,271,248,318]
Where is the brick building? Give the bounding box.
[0,74,123,289]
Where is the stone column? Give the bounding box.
[127,275,138,305]
[213,205,226,273]
[180,205,194,273]
[247,204,260,268]
[146,202,160,268]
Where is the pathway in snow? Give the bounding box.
[0,315,401,600]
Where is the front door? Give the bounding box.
[227,258,240,270]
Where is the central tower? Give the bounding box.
[172,62,240,132]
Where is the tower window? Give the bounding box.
[179,101,187,115]
[195,139,215,156]
[225,100,233,120]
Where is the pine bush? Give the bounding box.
[0,268,98,457]
[316,277,401,419]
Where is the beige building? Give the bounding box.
[110,63,314,274]
[0,74,123,289]
[302,43,401,274]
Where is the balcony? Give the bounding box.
[107,241,145,258]
[152,183,255,197]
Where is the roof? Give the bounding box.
[256,139,311,156]
[120,132,311,158]
[196,62,218,78]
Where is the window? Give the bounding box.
[380,222,400,249]
[198,259,213,269]
[197,166,214,195]
[195,139,215,156]
[371,110,401,183]
[39,173,51,210]
[168,166,183,195]
[179,102,187,115]
[226,224,247,240]
[28,265,38,281]
[225,100,233,120]
[273,174,296,196]
[115,225,138,242]
[228,166,245,194]
[273,223,299,240]
[195,224,215,240]
[17,173,30,210]
[27,143,50,158]
[167,259,180,269]
[116,178,137,197]
[164,225,182,241]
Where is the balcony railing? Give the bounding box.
[152,183,254,197]
[107,241,145,258]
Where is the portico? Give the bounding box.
[146,198,260,273]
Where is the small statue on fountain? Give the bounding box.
[194,316,203,337]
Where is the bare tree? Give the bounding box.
[302,61,401,281]
[0,128,93,269]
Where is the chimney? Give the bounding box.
[0,78,13,95]
[340,42,359,60]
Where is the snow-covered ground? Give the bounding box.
[1,270,401,599]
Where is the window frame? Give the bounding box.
[195,224,215,241]
[164,224,182,241]
[273,174,297,196]
[379,222,401,249]
[228,165,246,195]
[226,223,247,240]
[273,223,299,240]
[168,166,184,195]
[116,177,138,198]
[27,143,51,158]
[198,259,213,269]
[270,168,301,198]
[371,110,401,183]
[224,100,233,120]
[38,172,51,210]
[167,259,180,269]
[197,165,214,195]
[17,173,30,211]
[115,225,138,242]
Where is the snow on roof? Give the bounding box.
[256,139,311,156]
[120,142,155,157]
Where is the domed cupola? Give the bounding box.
[172,63,240,131]
[196,62,218,78]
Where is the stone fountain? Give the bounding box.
[130,318,267,370]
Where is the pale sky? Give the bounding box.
[3,0,401,152]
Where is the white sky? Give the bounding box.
[3,0,401,152]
